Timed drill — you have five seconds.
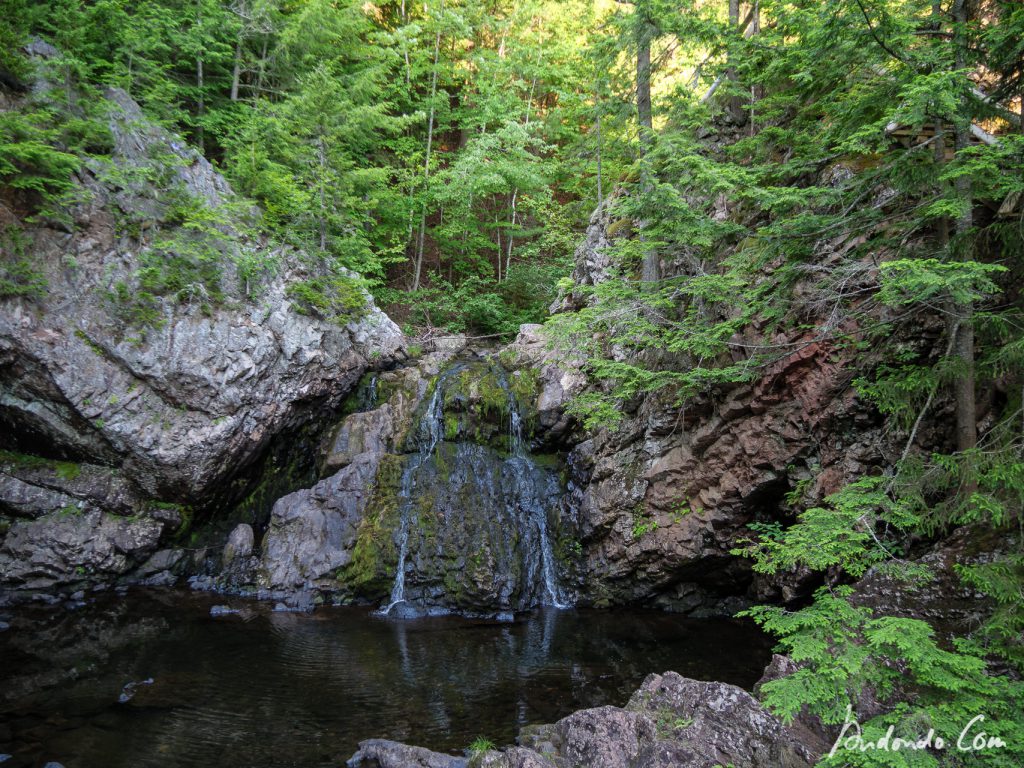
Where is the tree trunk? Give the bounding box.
[495,209,503,283]
[952,0,976,452]
[230,37,243,101]
[254,36,268,100]
[636,3,658,282]
[413,0,445,291]
[505,44,541,278]
[318,135,327,251]
[196,54,205,152]
[726,0,746,125]
[636,17,653,156]
[596,98,603,207]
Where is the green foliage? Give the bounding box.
[0,226,47,300]
[0,449,81,481]
[955,555,1024,669]
[467,738,495,757]
[733,477,920,579]
[744,587,1024,767]
[631,505,659,539]
[286,272,366,323]
[0,108,81,198]
[877,259,1006,309]
[6,0,604,334]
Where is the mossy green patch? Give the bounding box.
[337,454,404,598]
[0,449,82,481]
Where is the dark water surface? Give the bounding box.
[0,589,772,768]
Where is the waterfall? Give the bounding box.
[366,374,378,410]
[377,359,571,617]
[379,371,448,615]
[498,367,569,610]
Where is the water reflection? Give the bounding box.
[0,589,772,768]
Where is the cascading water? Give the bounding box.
[377,359,572,617]
[379,369,449,615]
[498,367,569,609]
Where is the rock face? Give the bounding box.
[0,74,404,596]
[498,202,921,615]
[0,84,404,503]
[348,740,467,768]
[0,507,164,590]
[0,452,178,591]
[347,671,822,768]
[549,200,616,315]
[502,325,585,446]
[259,452,383,590]
[222,523,255,566]
[852,525,1015,637]
[249,347,577,615]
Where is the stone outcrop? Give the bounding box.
[259,451,383,591]
[852,525,1016,638]
[0,68,404,596]
[498,198,921,614]
[348,740,467,768]
[501,324,585,446]
[0,452,179,592]
[347,671,822,768]
[241,346,577,615]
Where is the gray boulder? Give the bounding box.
[625,671,819,768]
[222,523,254,565]
[259,452,384,590]
[347,739,467,768]
[352,671,821,768]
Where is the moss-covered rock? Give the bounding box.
[337,454,404,600]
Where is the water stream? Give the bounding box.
[498,366,568,609]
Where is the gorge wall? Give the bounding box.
[0,68,405,597]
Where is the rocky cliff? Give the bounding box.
[498,188,947,615]
[1,49,965,626]
[209,340,578,616]
[196,190,937,619]
[0,63,405,597]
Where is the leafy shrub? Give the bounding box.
[286,273,366,322]
[0,226,46,300]
[0,108,81,198]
